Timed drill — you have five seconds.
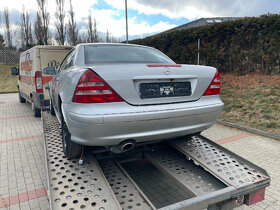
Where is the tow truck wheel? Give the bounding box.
[31,100,41,117]
[61,116,82,159]
[18,91,26,103]
[50,99,55,116]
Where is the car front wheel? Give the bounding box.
[61,115,82,159]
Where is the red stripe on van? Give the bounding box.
[20,75,53,85]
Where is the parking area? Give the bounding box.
[0,93,279,210]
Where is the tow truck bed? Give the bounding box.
[42,111,270,210]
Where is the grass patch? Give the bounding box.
[220,73,280,135]
[0,64,18,93]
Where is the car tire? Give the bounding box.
[31,100,41,117]
[18,91,26,103]
[61,115,82,159]
[50,99,55,116]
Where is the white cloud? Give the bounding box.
[2,0,279,47]
[103,0,213,20]
[89,8,176,38]
[0,0,176,43]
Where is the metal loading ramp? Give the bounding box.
[42,111,270,210]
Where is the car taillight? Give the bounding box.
[203,70,220,96]
[35,71,43,93]
[72,69,123,103]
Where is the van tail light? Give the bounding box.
[203,70,220,96]
[72,69,123,103]
[35,71,43,93]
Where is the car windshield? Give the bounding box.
[84,45,175,64]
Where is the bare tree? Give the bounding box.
[34,12,44,45]
[20,5,33,49]
[3,7,12,48]
[106,29,111,43]
[37,0,49,45]
[55,0,66,45]
[78,32,87,44]
[87,13,99,43]
[93,18,99,42]
[87,12,94,43]
[0,34,4,48]
[67,0,78,45]
[111,36,118,43]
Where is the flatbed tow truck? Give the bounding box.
[42,111,270,210]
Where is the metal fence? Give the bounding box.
[0,48,20,65]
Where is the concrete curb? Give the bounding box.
[217,120,280,141]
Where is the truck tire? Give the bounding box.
[50,99,55,116]
[61,115,82,159]
[18,91,26,103]
[31,100,41,117]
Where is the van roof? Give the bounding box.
[28,45,73,50]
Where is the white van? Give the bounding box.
[11,45,72,117]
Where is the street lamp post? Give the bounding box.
[125,0,128,44]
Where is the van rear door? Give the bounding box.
[39,48,72,100]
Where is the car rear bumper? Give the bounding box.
[62,95,224,146]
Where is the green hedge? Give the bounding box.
[130,14,280,74]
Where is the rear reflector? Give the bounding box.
[72,69,123,103]
[147,64,182,67]
[203,70,220,96]
[244,189,265,205]
[35,71,43,93]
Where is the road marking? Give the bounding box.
[0,187,48,208]
[216,133,253,144]
[0,134,43,144]
[0,114,33,120]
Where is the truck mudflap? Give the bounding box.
[42,111,270,210]
[32,92,50,110]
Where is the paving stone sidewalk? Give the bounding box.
[0,93,279,210]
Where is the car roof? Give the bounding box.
[76,42,154,50]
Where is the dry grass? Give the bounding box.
[220,73,280,135]
[0,64,18,93]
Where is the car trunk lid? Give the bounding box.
[89,63,217,105]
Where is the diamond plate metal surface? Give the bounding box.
[146,147,226,196]
[42,111,121,210]
[99,159,155,210]
[170,135,270,189]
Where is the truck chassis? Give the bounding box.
[42,111,270,210]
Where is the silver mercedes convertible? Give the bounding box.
[44,43,223,158]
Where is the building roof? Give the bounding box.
[162,17,241,34]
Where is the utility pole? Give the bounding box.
[125,0,128,44]
[197,38,200,65]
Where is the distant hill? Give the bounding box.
[130,14,280,74]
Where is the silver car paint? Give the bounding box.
[51,43,224,146]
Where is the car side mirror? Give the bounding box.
[11,67,19,76]
[42,66,56,75]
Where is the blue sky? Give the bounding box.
[93,0,189,26]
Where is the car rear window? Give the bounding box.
[84,45,175,64]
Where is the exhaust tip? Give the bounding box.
[109,140,135,153]
[122,142,134,151]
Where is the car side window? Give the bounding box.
[59,50,75,72]
[63,51,76,70]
